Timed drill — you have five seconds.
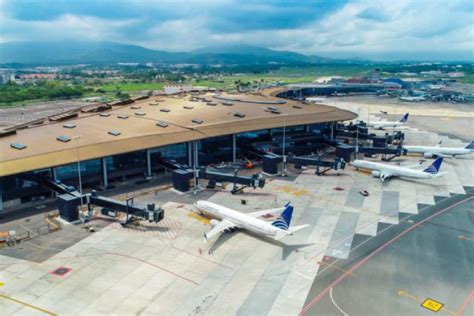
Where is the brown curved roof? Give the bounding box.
[0,91,356,176]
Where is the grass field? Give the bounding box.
[458,74,474,84]
[99,82,165,92]
[93,66,375,93]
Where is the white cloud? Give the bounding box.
[0,0,472,60]
[0,9,138,43]
[138,18,211,51]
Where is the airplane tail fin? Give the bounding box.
[271,203,293,231]
[464,141,474,150]
[423,157,443,174]
[399,112,409,122]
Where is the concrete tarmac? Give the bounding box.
[303,191,474,316]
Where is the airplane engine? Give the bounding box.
[423,152,434,158]
[371,171,381,178]
[224,227,238,233]
[210,219,220,227]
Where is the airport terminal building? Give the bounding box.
[0,89,356,213]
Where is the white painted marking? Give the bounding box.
[295,271,313,280]
[330,287,349,316]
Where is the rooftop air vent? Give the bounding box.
[135,111,146,116]
[131,105,141,109]
[206,102,217,106]
[192,119,203,124]
[63,123,76,129]
[223,102,234,106]
[118,115,129,119]
[99,113,111,117]
[56,135,71,143]
[160,108,171,112]
[149,102,159,106]
[156,121,169,128]
[271,110,281,114]
[10,143,27,150]
[234,112,246,118]
[183,105,193,109]
[293,105,303,109]
[108,129,121,136]
[203,98,212,102]
[267,106,278,112]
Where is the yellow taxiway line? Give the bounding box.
[318,260,357,277]
[0,293,57,316]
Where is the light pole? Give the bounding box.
[193,140,198,195]
[281,115,287,177]
[356,107,360,157]
[73,135,83,208]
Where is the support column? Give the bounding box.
[187,141,193,166]
[232,134,237,164]
[305,124,310,133]
[331,122,335,140]
[51,167,58,197]
[101,158,108,188]
[0,178,4,212]
[193,140,199,193]
[146,149,152,178]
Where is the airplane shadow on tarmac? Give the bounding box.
[207,230,314,261]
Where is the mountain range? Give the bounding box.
[0,41,334,66]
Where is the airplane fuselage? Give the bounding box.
[367,121,405,129]
[352,160,440,180]
[194,201,281,238]
[404,145,473,157]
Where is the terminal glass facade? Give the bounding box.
[0,168,52,208]
[56,159,102,182]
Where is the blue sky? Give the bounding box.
[1,0,473,60]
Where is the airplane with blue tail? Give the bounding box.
[404,140,474,158]
[367,112,409,130]
[194,201,309,242]
[351,157,446,182]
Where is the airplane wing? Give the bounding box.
[204,219,237,241]
[247,207,285,218]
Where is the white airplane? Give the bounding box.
[404,141,474,158]
[366,113,409,129]
[399,96,425,102]
[351,157,445,182]
[193,201,309,242]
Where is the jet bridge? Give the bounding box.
[89,190,164,224]
[30,175,165,224]
[335,144,406,162]
[56,188,164,224]
[335,122,405,144]
[199,167,265,194]
[154,155,265,193]
[262,153,346,175]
